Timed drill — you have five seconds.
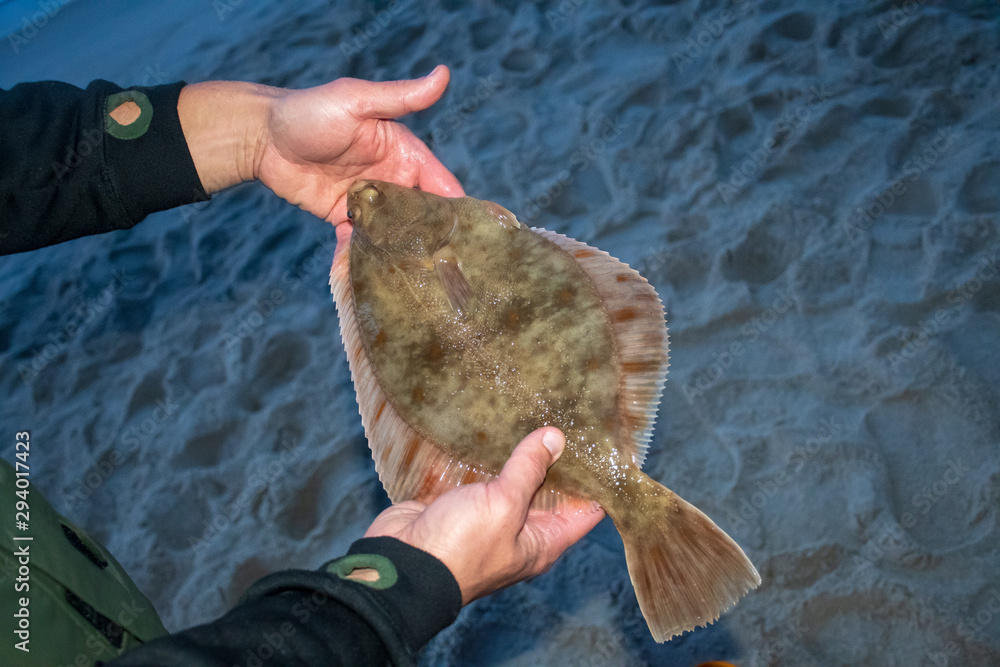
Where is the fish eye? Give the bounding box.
[346,208,354,220]
[359,184,385,207]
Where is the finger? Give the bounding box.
[417,157,466,198]
[494,427,565,512]
[392,125,465,197]
[523,504,605,575]
[363,499,427,538]
[354,64,450,120]
[541,505,606,554]
[332,221,352,261]
[330,198,349,225]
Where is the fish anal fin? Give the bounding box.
[530,487,602,516]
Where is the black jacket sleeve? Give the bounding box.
[0,79,208,255]
[106,537,463,667]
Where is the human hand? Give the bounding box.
[178,66,464,223]
[362,428,605,605]
[255,64,464,224]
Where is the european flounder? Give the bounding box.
[330,179,760,642]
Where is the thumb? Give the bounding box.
[353,64,450,120]
[495,427,565,508]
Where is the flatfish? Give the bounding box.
[330,180,760,641]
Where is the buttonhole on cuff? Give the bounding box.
[105,90,153,140]
[327,553,398,590]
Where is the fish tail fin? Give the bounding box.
[609,484,760,643]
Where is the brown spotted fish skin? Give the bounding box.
[332,180,760,642]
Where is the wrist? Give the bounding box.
[177,81,280,194]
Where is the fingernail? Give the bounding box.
[542,430,564,461]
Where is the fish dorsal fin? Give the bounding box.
[332,246,496,503]
[533,228,669,468]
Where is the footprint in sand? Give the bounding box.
[958,160,1000,214]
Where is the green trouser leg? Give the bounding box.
[1,458,167,666]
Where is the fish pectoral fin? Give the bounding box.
[435,256,474,314]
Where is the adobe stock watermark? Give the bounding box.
[852,459,968,581]
[187,439,300,555]
[61,393,187,511]
[877,0,929,40]
[429,74,502,145]
[49,65,170,181]
[842,126,956,243]
[50,128,101,181]
[17,271,131,386]
[224,289,288,353]
[339,0,411,59]
[637,246,676,278]
[179,189,213,226]
[672,0,754,72]
[904,459,969,519]
[723,417,845,532]
[545,0,585,29]
[64,597,158,665]
[927,589,1000,666]
[222,234,337,352]
[6,0,71,53]
[759,618,807,665]
[520,117,624,224]
[214,0,248,21]
[683,287,798,403]
[886,246,1000,372]
[936,359,989,428]
[135,64,171,87]
[717,83,832,204]
[235,561,381,666]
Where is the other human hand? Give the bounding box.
[362,428,605,605]
[179,65,464,226]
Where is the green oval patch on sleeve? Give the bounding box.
[105,90,153,140]
[326,553,398,590]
